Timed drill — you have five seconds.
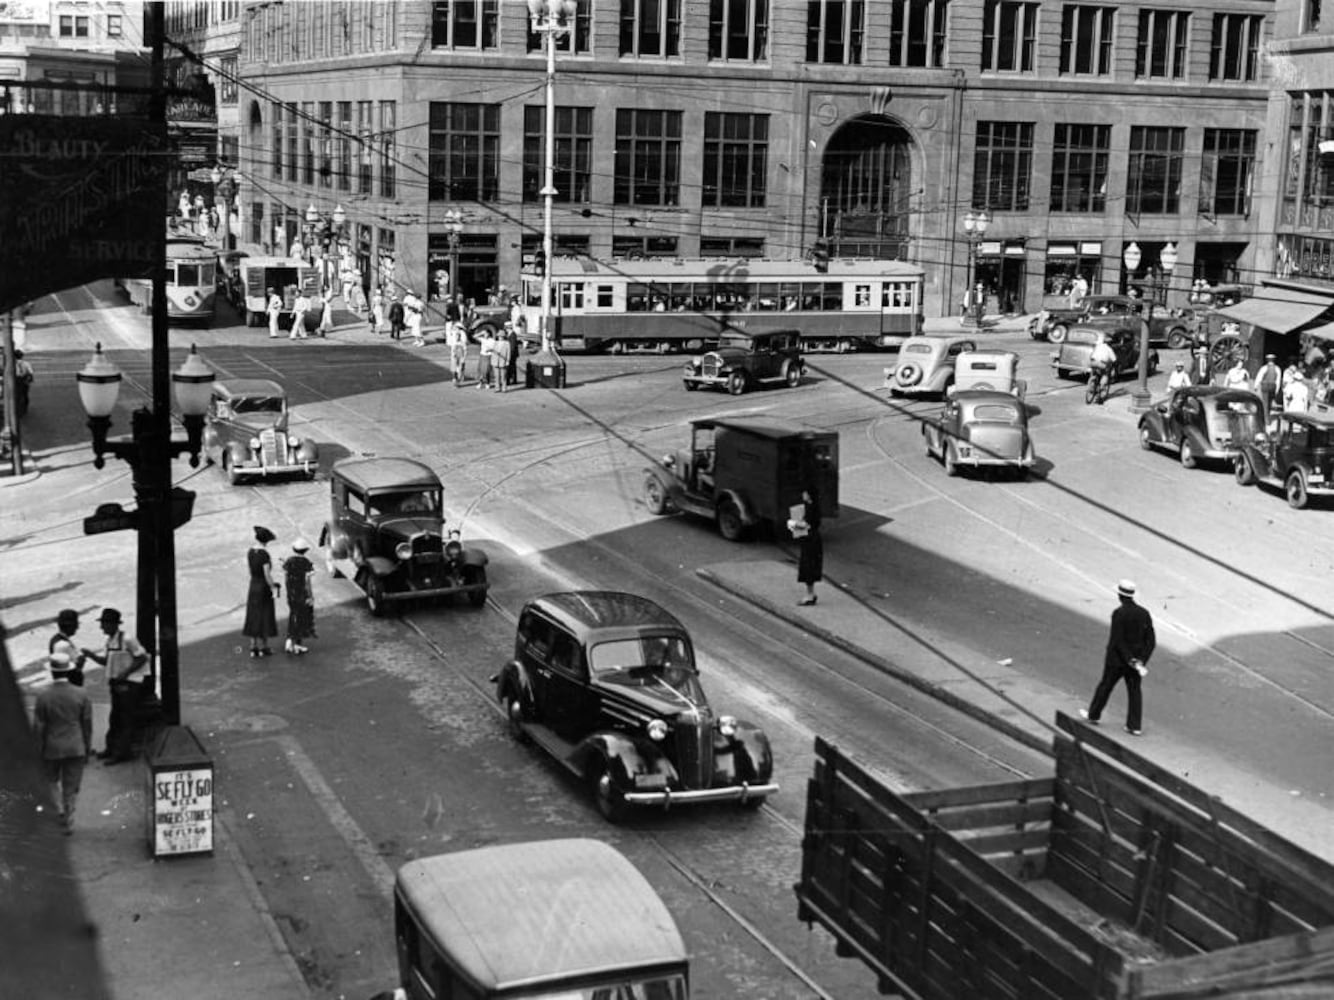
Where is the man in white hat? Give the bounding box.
[1166,360,1191,392]
[1080,580,1156,735]
[33,653,93,834]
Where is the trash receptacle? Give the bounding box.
[526,348,567,389]
[146,724,214,858]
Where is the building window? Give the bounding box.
[1060,6,1114,76]
[1305,0,1323,33]
[614,110,682,206]
[337,102,352,192]
[107,14,122,37]
[1050,123,1109,212]
[890,0,948,68]
[709,0,769,61]
[271,103,283,179]
[380,101,396,199]
[702,113,768,208]
[972,122,1033,212]
[431,1,498,50]
[319,102,333,188]
[428,102,500,201]
[219,57,237,105]
[1210,14,1263,81]
[523,106,593,203]
[700,236,766,257]
[528,4,592,52]
[358,101,374,195]
[806,1,864,64]
[286,104,298,183]
[982,0,1038,72]
[1284,93,1334,205]
[619,0,681,57]
[1128,126,1184,215]
[1135,10,1189,80]
[1201,129,1255,216]
[301,103,315,186]
[612,236,679,258]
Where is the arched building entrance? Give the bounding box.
[820,115,915,260]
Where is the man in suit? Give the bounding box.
[1080,580,1156,736]
[33,653,93,834]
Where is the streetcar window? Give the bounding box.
[853,284,872,308]
[883,281,915,309]
[755,283,779,311]
[627,283,649,312]
[780,282,801,311]
[821,283,842,310]
[595,284,614,308]
[176,263,200,286]
[559,283,585,310]
[669,284,691,311]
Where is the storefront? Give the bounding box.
[974,239,1028,314]
[1044,241,1103,297]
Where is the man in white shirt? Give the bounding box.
[403,289,425,347]
[290,289,311,339]
[266,287,283,339]
[1166,361,1191,391]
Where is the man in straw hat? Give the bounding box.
[33,653,93,834]
[82,607,149,763]
[1080,580,1156,736]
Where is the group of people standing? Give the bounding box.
[1165,340,1333,421]
[265,286,335,340]
[243,526,316,658]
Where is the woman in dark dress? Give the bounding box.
[243,525,279,657]
[796,488,823,606]
[282,538,316,655]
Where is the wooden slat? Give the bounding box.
[924,799,1053,832]
[903,777,1054,811]
[1128,925,1334,998]
[956,827,1051,857]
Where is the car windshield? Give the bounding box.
[369,490,440,516]
[970,403,1022,423]
[513,973,688,999]
[589,636,705,701]
[717,334,753,350]
[903,342,934,355]
[1067,329,1100,345]
[231,395,284,414]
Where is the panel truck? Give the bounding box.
[796,715,1334,999]
[227,255,321,329]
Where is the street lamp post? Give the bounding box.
[1125,241,1177,412]
[76,343,215,725]
[210,165,236,251]
[527,0,578,373]
[961,210,989,327]
[444,207,464,298]
[305,202,347,291]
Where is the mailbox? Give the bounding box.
[145,724,214,858]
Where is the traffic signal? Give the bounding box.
[812,239,829,273]
[533,248,546,277]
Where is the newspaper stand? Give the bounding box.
[525,346,567,389]
[145,724,214,858]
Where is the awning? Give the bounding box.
[1215,290,1331,333]
[1303,321,1334,342]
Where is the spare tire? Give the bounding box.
[896,362,922,386]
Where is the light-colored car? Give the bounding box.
[203,378,318,485]
[885,336,977,397]
[922,389,1036,479]
[953,350,1026,398]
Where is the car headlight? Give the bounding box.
[288,434,300,447]
[395,542,413,560]
[718,715,737,738]
[248,436,261,450]
[647,719,668,741]
[661,454,675,468]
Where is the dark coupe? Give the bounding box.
[1138,386,1266,469]
[494,591,777,822]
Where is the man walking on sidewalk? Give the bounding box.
[1081,579,1156,735]
[33,653,93,834]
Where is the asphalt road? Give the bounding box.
[8,283,1333,999]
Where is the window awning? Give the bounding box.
[1215,290,1331,334]
[1303,321,1334,342]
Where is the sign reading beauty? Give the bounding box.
[0,115,168,315]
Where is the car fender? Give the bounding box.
[494,659,536,714]
[716,488,758,526]
[224,440,253,466]
[1238,442,1274,478]
[1183,425,1214,453]
[1138,411,1164,442]
[322,525,349,559]
[365,555,399,577]
[296,439,319,462]
[462,547,488,568]
[574,732,674,789]
[718,723,774,784]
[643,464,685,501]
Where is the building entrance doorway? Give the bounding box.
[819,116,914,260]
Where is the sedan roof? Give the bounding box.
[331,456,441,492]
[532,591,687,639]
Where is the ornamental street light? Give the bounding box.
[305,202,348,289]
[1125,241,1178,412]
[962,210,989,327]
[77,343,215,725]
[443,207,465,298]
[527,0,578,380]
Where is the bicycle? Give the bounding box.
[1085,363,1111,405]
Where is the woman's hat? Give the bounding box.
[254,525,276,544]
[292,538,310,553]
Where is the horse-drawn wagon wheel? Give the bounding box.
[1209,335,1248,373]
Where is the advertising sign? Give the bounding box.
[0,115,169,314]
[151,764,214,856]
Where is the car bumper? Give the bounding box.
[954,455,1035,467]
[1198,446,1244,461]
[622,780,778,807]
[238,461,314,477]
[682,374,730,388]
[380,579,487,603]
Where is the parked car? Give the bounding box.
[1029,294,1193,348]
[391,840,689,1000]
[1052,325,1157,381]
[886,336,977,397]
[319,457,488,615]
[202,378,318,484]
[494,591,778,822]
[1138,386,1266,469]
[923,390,1036,478]
[1234,406,1334,508]
[643,416,838,541]
[682,328,805,394]
[953,350,1026,398]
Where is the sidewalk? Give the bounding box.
[697,559,1334,866]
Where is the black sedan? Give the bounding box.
[1138,386,1266,469]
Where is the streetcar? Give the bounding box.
[118,235,218,324]
[519,257,924,353]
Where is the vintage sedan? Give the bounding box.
[1029,294,1194,348]
[923,390,1036,478]
[1138,386,1266,469]
[1052,325,1157,381]
[203,378,318,484]
[1234,407,1334,508]
[682,328,804,395]
[953,350,1026,398]
[886,335,977,397]
[319,457,488,615]
[494,591,777,822]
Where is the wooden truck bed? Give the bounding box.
[796,714,1334,999]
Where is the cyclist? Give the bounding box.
[1088,334,1117,402]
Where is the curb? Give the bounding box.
[696,565,1052,757]
[0,456,41,487]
